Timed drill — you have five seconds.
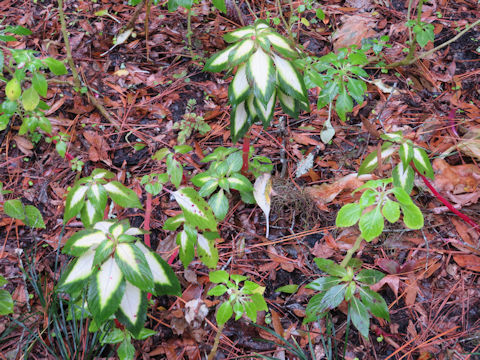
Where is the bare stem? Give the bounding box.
[207,323,225,360]
[340,236,364,268]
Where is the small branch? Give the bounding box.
[340,235,364,268]
[121,0,147,33]
[58,0,121,131]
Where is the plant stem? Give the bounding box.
[186,8,195,59]
[57,0,121,130]
[241,134,250,174]
[340,235,363,268]
[145,0,151,61]
[412,164,480,230]
[207,323,225,360]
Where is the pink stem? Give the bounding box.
[412,164,480,230]
[448,108,459,138]
[241,134,250,175]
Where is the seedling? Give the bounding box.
[0,275,14,315]
[207,270,268,360]
[173,99,211,144]
[304,258,390,339]
[2,198,45,229]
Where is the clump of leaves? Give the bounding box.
[57,219,181,357]
[204,19,309,142]
[2,198,45,229]
[208,270,268,325]
[64,168,142,227]
[173,99,211,144]
[336,178,424,241]
[304,259,390,339]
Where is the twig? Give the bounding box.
[58,0,121,131]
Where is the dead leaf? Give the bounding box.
[333,15,377,50]
[253,173,273,238]
[452,254,480,272]
[83,130,110,163]
[13,135,33,156]
[371,274,400,297]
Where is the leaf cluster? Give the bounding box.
[208,270,268,325]
[304,258,389,339]
[205,20,309,142]
[336,178,424,241]
[3,198,45,228]
[57,219,181,338]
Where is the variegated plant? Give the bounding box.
[57,219,181,337]
[64,168,143,227]
[358,131,434,194]
[204,20,309,142]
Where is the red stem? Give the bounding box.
[448,108,458,138]
[413,164,480,230]
[144,191,152,300]
[241,134,250,175]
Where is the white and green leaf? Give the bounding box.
[80,200,103,228]
[64,184,88,222]
[412,147,434,179]
[264,32,297,58]
[223,26,255,43]
[63,229,108,256]
[135,241,181,296]
[204,43,239,72]
[87,183,108,210]
[227,173,253,192]
[228,64,250,104]
[358,143,396,175]
[173,187,217,231]
[392,163,414,194]
[116,281,147,337]
[272,54,308,102]
[115,243,154,293]
[104,181,142,209]
[57,249,95,293]
[88,257,125,325]
[278,90,298,118]
[399,141,413,167]
[197,233,219,269]
[247,47,275,104]
[208,189,229,220]
[176,229,195,268]
[230,101,250,143]
[254,90,276,128]
[228,39,255,67]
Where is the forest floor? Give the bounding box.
[1,0,480,359]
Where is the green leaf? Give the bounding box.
[208,284,228,296]
[244,300,257,322]
[336,203,362,227]
[117,338,136,360]
[163,213,185,231]
[275,284,298,294]
[250,293,268,312]
[0,289,13,315]
[359,287,390,321]
[3,199,24,220]
[209,190,229,221]
[174,144,192,154]
[115,243,154,292]
[317,80,339,109]
[355,269,384,285]
[391,186,413,206]
[230,101,250,143]
[24,205,45,228]
[335,85,353,122]
[88,257,125,325]
[350,297,370,338]
[223,26,255,43]
[278,90,298,118]
[412,147,434,179]
[313,258,348,278]
[57,249,96,293]
[392,163,414,194]
[210,270,229,283]
[216,301,233,325]
[344,281,356,301]
[382,199,400,223]
[227,173,252,192]
[254,91,276,128]
[197,233,219,269]
[116,281,147,337]
[63,229,107,256]
[5,25,32,35]
[231,274,248,283]
[273,53,308,102]
[191,172,216,187]
[198,179,219,198]
[228,63,250,104]
[101,328,125,344]
[64,184,88,222]
[176,229,195,268]
[5,78,21,101]
[400,202,424,230]
[319,284,347,311]
[247,48,275,104]
[359,189,376,208]
[132,328,157,340]
[346,77,366,104]
[0,275,6,287]
[104,181,142,209]
[204,43,239,72]
[22,86,40,111]
[306,277,341,291]
[305,293,327,322]
[166,154,183,189]
[135,241,181,296]
[359,206,384,242]
[32,72,48,97]
[173,187,217,231]
[42,57,67,75]
[93,239,114,267]
[225,151,243,174]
